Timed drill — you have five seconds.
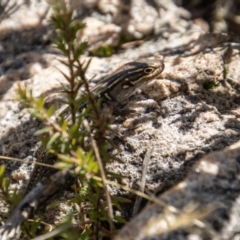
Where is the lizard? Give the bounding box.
[0,55,164,239]
[24,54,164,194]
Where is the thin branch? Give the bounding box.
[83,120,115,233]
[132,147,153,217]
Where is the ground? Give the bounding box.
[1,1,240,239]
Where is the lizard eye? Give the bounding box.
[144,67,154,74]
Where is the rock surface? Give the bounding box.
[0,0,240,239]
